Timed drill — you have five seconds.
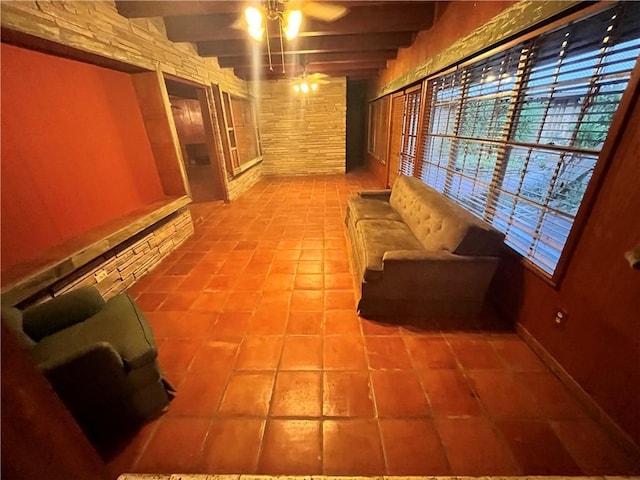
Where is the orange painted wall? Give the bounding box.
[1,44,164,271]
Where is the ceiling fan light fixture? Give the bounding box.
[283,9,302,40]
[311,82,318,91]
[300,81,309,93]
[245,6,264,41]
[293,84,300,92]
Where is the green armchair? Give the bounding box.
[1,286,174,438]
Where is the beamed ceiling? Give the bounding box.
[115,1,436,80]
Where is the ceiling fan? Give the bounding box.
[241,0,348,74]
[292,66,330,93]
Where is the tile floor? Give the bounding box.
[105,172,640,477]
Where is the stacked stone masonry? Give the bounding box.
[254,78,347,176]
[29,208,193,306]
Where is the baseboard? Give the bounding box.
[517,323,640,458]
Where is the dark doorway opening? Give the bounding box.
[346,79,367,172]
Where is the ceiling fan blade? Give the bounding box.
[300,2,348,22]
[307,72,329,81]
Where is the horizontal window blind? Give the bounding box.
[367,95,390,163]
[417,2,640,276]
[399,88,422,177]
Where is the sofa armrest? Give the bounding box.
[33,341,123,373]
[358,189,392,201]
[22,287,106,341]
[382,249,499,290]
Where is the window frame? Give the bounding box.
[412,1,640,286]
[216,89,263,177]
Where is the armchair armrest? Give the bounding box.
[358,189,392,201]
[33,341,123,373]
[22,287,105,341]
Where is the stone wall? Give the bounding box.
[254,78,347,176]
[26,208,193,306]
[0,0,262,198]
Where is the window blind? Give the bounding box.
[399,88,422,176]
[417,2,640,276]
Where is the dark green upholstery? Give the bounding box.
[1,287,174,438]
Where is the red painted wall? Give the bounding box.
[1,44,164,271]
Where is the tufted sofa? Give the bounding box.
[346,175,505,318]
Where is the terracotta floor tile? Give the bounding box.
[365,335,413,369]
[418,369,482,417]
[243,261,272,274]
[370,370,430,417]
[236,336,283,370]
[135,292,167,312]
[287,310,323,334]
[324,335,368,370]
[325,260,351,274]
[325,290,356,310]
[517,371,587,419]
[258,419,322,474]
[324,272,354,290]
[190,339,238,373]
[496,419,583,474]
[144,275,184,293]
[324,309,361,335]
[147,311,211,339]
[247,308,288,335]
[404,336,458,369]
[224,290,261,312]
[280,336,323,370]
[263,273,295,291]
[200,418,265,473]
[269,261,298,274]
[218,372,275,416]
[135,417,210,473]
[270,371,322,417]
[322,419,385,475]
[437,416,520,475]
[290,289,324,311]
[468,370,542,418]
[259,291,291,311]
[209,311,251,339]
[323,371,375,417]
[235,273,267,291]
[191,291,230,313]
[294,273,324,290]
[167,372,227,416]
[274,250,301,261]
[552,418,640,474]
[165,262,195,276]
[490,335,548,371]
[360,318,401,335]
[297,261,323,274]
[446,334,505,369]
[177,273,212,292]
[156,338,200,371]
[380,418,451,474]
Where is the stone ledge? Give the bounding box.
[1,195,191,306]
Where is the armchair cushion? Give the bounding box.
[22,286,105,341]
[30,293,157,371]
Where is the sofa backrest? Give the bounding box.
[389,175,504,256]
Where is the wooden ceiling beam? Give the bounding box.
[116,1,424,18]
[198,32,414,57]
[115,1,240,18]
[235,68,381,80]
[217,50,397,68]
[164,4,434,43]
[233,61,383,77]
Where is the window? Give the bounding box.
[399,86,422,176]
[417,2,640,278]
[220,91,262,176]
[367,95,390,163]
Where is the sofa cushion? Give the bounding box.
[356,219,424,281]
[347,196,403,223]
[1,307,37,348]
[390,175,503,256]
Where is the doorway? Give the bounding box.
[346,79,367,172]
[164,77,228,203]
